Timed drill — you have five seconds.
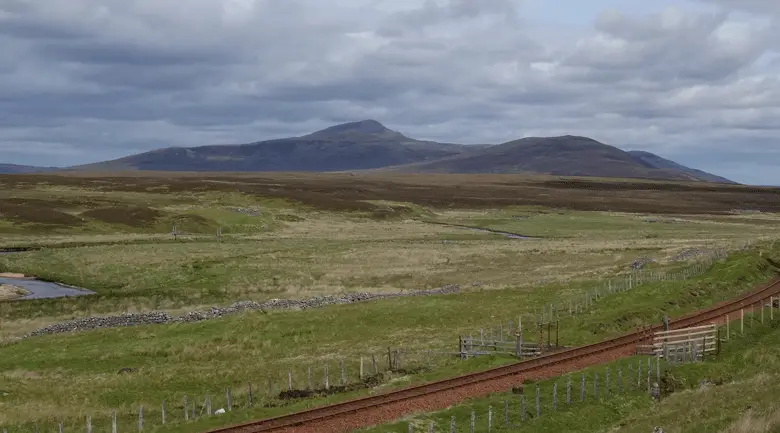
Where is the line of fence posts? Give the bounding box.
[459,249,732,359]
[404,355,666,431]
[406,294,779,431]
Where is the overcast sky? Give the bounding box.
[1,0,779,185]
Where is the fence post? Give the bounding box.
[86,416,92,433]
[184,396,189,421]
[325,364,330,390]
[429,421,435,433]
[227,387,232,410]
[552,383,557,410]
[617,367,622,394]
[162,400,166,424]
[647,364,651,392]
[206,395,212,415]
[762,299,765,324]
[605,367,610,398]
[248,383,253,407]
[637,361,641,388]
[566,376,572,405]
[112,411,118,433]
[594,372,598,400]
[536,386,540,417]
[521,395,527,422]
[741,309,744,335]
[656,356,661,382]
[341,359,346,385]
[360,357,364,380]
[408,423,413,433]
[488,405,493,432]
[771,297,774,321]
[580,373,585,401]
[288,371,293,391]
[451,415,456,433]
[308,366,312,390]
[470,410,476,433]
[138,406,143,432]
[59,423,63,433]
[504,400,509,426]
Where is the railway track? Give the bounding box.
[209,277,780,433]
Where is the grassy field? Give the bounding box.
[363,310,780,433]
[0,173,779,432]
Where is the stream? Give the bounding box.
[0,250,96,300]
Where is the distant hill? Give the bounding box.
[72,120,481,172]
[626,150,735,184]
[65,120,732,183]
[0,164,59,174]
[377,135,730,183]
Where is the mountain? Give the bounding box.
[66,120,732,184]
[376,135,729,182]
[0,163,59,174]
[73,120,481,172]
[626,150,736,184]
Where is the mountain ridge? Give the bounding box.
[7,120,734,184]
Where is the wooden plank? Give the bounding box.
[654,329,716,340]
[655,324,715,336]
[652,335,717,345]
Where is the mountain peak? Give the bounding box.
[313,119,391,136]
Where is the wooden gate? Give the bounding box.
[647,324,717,360]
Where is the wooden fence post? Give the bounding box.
[617,367,622,393]
[451,415,456,433]
[470,410,476,433]
[594,372,598,400]
[162,400,166,424]
[341,359,346,385]
[112,411,118,433]
[227,387,232,410]
[552,383,557,410]
[138,407,143,432]
[741,309,745,335]
[248,384,253,407]
[59,423,63,433]
[429,421,435,433]
[408,423,413,433]
[566,376,572,405]
[184,396,189,421]
[504,400,509,426]
[325,364,330,390]
[726,314,730,340]
[288,371,293,391]
[762,299,765,324]
[86,416,92,433]
[488,405,493,432]
[360,357,364,380]
[580,373,585,401]
[372,355,377,374]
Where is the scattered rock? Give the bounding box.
[25,285,462,338]
[117,368,136,374]
[653,427,664,433]
[214,408,226,415]
[631,257,656,270]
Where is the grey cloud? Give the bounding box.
[0,1,778,185]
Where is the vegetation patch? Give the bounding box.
[0,202,84,226]
[81,206,164,227]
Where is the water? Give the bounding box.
[0,277,95,300]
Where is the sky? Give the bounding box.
[1,0,779,185]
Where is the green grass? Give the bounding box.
[0,244,778,432]
[362,313,780,433]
